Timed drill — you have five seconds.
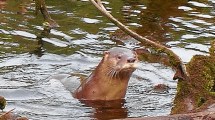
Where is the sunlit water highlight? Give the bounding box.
[0,0,215,119]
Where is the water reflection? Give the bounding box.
[0,0,29,14]
[122,0,188,42]
[81,100,128,120]
[33,27,51,57]
[137,0,188,42]
[120,0,214,62]
[0,0,6,10]
[0,0,215,119]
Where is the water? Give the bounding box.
[0,0,215,119]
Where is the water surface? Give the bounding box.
[0,0,215,119]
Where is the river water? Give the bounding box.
[0,0,214,120]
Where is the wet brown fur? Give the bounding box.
[73,47,138,100]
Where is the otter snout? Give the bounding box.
[127,58,137,63]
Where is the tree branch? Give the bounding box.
[35,0,59,28]
[90,0,190,80]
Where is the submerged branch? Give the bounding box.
[90,0,189,80]
[35,0,59,28]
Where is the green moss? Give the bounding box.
[197,97,206,107]
[171,79,191,114]
[209,92,215,96]
[202,57,215,93]
[171,55,215,114]
[209,41,215,56]
[176,79,191,97]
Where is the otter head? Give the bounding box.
[74,47,138,100]
[101,47,138,79]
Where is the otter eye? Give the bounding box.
[117,56,121,59]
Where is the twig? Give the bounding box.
[35,0,59,28]
[90,0,190,80]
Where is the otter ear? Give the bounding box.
[104,51,110,58]
[104,51,110,55]
[104,51,110,57]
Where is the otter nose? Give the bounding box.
[127,58,136,63]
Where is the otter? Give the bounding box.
[73,47,138,100]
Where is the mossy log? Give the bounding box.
[171,54,215,114]
[209,40,215,56]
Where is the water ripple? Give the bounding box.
[1,0,215,119]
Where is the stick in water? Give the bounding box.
[90,0,189,80]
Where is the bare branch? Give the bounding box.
[35,0,59,28]
[90,0,190,80]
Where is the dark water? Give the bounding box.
[0,0,214,120]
